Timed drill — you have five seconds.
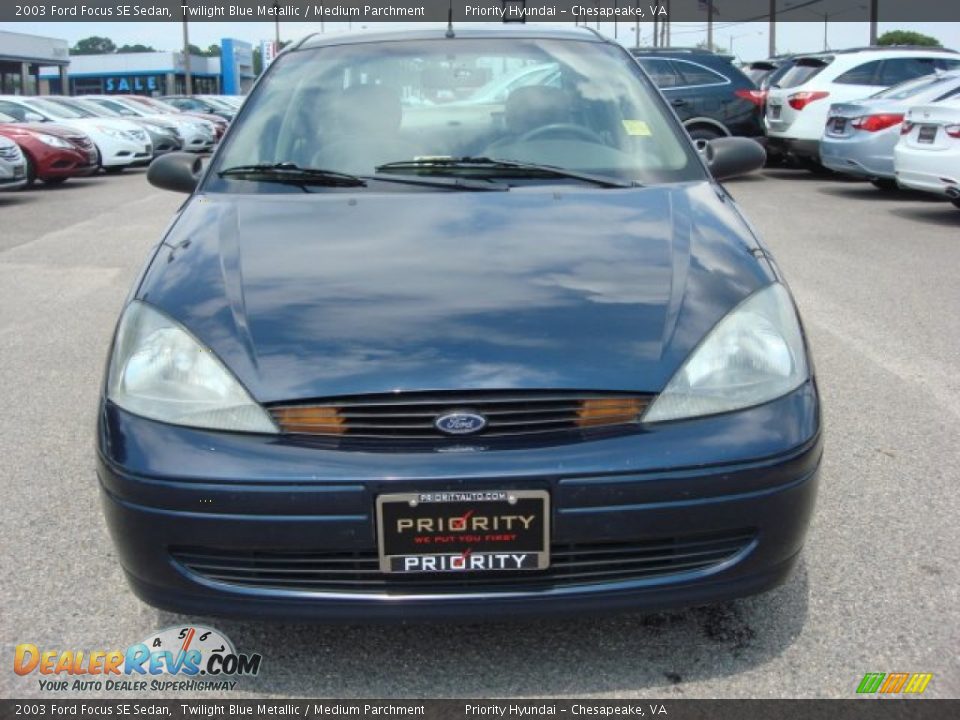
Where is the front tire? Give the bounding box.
[24,153,36,188]
[951,197,960,210]
[870,177,898,191]
[687,126,724,142]
[799,158,833,176]
[103,166,125,174]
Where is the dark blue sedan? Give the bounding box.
[98,26,820,621]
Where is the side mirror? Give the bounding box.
[24,112,46,123]
[147,151,201,193]
[702,137,766,181]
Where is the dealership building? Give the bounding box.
[40,38,255,96]
[0,30,70,95]
[42,51,223,95]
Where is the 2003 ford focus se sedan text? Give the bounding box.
[97,26,821,621]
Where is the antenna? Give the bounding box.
[446,0,455,38]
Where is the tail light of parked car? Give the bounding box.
[787,91,830,111]
[734,89,767,107]
[945,125,960,139]
[900,121,915,135]
[851,114,904,133]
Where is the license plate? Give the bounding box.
[918,125,937,144]
[13,165,24,178]
[376,489,550,573]
[770,105,782,119]
[830,117,846,134]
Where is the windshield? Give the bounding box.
[96,98,144,116]
[24,98,84,120]
[212,38,701,189]
[200,96,235,110]
[872,73,958,100]
[775,57,832,89]
[71,99,118,117]
[132,97,178,114]
[47,99,98,118]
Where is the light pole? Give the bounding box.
[181,14,192,95]
[634,1,640,49]
[787,1,867,51]
[706,0,714,53]
[769,0,777,57]
[274,2,280,48]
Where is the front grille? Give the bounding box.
[0,145,20,161]
[67,135,93,151]
[172,530,755,595]
[269,391,652,439]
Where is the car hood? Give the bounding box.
[48,117,141,133]
[0,122,84,140]
[138,183,773,403]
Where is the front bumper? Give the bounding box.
[0,161,27,190]
[99,140,152,168]
[98,382,821,622]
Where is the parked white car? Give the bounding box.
[894,97,960,208]
[0,95,151,172]
[765,47,960,171]
[81,95,216,153]
[0,134,28,191]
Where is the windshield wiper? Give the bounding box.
[219,163,367,187]
[376,157,638,189]
[218,162,507,192]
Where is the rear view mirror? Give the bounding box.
[702,137,766,181]
[147,151,201,194]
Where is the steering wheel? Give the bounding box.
[517,123,605,145]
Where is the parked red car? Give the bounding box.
[0,111,98,186]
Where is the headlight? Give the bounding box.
[35,133,74,148]
[644,283,809,423]
[107,301,278,433]
[95,125,126,139]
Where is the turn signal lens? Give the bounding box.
[851,113,904,132]
[576,398,644,427]
[271,406,346,435]
[788,91,829,111]
[735,89,766,107]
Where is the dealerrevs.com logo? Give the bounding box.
[14,626,262,692]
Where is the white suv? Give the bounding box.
[765,47,960,171]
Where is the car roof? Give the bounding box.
[792,46,957,63]
[296,25,604,50]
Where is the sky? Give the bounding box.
[2,20,958,62]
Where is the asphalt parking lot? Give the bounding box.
[1,168,958,699]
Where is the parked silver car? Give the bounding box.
[820,71,960,188]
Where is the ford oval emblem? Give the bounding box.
[435,411,488,435]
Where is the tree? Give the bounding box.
[877,30,941,48]
[70,36,117,55]
[116,44,156,54]
[205,44,221,57]
[695,40,725,54]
